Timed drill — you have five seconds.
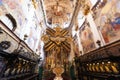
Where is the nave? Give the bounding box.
[0,0,120,80]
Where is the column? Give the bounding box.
[76,31,84,55]
[86,13,104,48]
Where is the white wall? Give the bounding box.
[0,0,45,52]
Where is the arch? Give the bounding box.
[5,13,17,31]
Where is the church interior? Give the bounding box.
[0,0,120,80]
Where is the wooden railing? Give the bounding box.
[74,40,120,80]
[0,20,39,80]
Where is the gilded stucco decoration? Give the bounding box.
[41,26,71,69]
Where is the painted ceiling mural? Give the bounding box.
[1,0,120,57]
[43,0,77,27]
[94,0,120,44]
[0,0,8,15]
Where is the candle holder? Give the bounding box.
[23,34,28,40]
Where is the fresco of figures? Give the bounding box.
[0,0,7,15]
[0,0,25,36]
[79,22,95,53]
[94,0,120,44]
[0,0,41,51]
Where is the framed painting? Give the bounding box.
[79,21,95,53]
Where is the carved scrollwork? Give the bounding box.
[83,4,90,15]
[41,34,49,43]
[0,41,11,50]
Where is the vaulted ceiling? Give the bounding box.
[42,0,77,27]
[40,0,91,62]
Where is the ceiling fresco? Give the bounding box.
[43,0,77,27]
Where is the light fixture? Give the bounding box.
[102,62,104,64]
[108,61,111,64]
[24,34,28,40]
[96,40,101,47]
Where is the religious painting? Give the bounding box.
[79,22,95,53]
[94,0,120,44]
[0,0,8,15]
